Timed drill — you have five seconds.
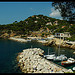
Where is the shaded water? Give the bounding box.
[0,39,75,73]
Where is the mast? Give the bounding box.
[48,48,49,55]
[31,45,32,48]
[58,33,61,56]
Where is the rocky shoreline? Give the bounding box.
[43,38,75,50]
[1,35,75,50]
[9,37,28,43]
[17,48,73,73]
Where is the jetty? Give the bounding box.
[17,48,73,73]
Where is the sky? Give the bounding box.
[0,2,62,25]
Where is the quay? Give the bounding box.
[17,48,73,73]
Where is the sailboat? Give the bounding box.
[53,37,67,61]
[53,54,67,61]
[44,48,56,60]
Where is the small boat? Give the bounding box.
[27,40,31,42]
[53,55,67,61]
[73,67,75,71]
[61,58,75,65]
[73,51,75,54]
[44,48,56,60]
[46,54,56,60]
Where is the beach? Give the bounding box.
[9,37,27,43]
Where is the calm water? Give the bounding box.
[0,39,75,73]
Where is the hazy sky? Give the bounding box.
[0,2,62,25]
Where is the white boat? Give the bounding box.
[44,48,56,60]
[27,40,31,42]
[61,58,75,65]
[46,54,56,60]
[53,36,67,62]
[53,54,67,61]
[73,67,75,71]
[73,51,75,54]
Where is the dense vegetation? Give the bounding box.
[0,15,75,40]
[52,2,75,21]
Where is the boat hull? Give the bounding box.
[61,61,75,65]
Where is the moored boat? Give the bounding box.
[61,58,75,65]
[44,54,56,60]
[73,51,75,54]
[73,67,75,71]
[44,48,56,60]
[53,55,67,61]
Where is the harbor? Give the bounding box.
[17,48,73,73]
[0,1,75,73]
[0,39,75,73]
[8,36,75,73]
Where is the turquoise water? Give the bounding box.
[0,39,75,73]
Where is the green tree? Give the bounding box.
[52,1,75,22]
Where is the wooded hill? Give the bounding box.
[0,15,75,40]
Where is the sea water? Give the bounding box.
[0,38,75,73]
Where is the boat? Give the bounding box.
[73,51,75,54]
[46,54,56,60]
[53,36,67,62]
[53,54,67,61]
[61,58,75,65]
[27,40,31,42]
[44,48,56,60]
[73,67,75,71]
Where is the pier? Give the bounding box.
[17,48,73,73]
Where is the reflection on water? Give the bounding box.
[0,39,75,73]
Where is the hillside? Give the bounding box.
[0,14,75,40]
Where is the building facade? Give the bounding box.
[55,32,71,40]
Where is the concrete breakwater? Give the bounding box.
[17,48,73,73]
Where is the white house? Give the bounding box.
[55,32,71,38]
[34,21,38,23]
[55,32,71,40]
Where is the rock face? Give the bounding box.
[0,32,16,39]
[43,38,75,50]
[17,48,73,73]
[0,33,9,38]
[70,45,75,49]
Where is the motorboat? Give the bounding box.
[73,67,75,71]
[73,51,75,54]
[61,57,75,65]
[53,54,67,61]
[27,40,31,42]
